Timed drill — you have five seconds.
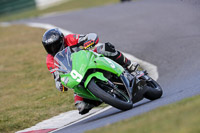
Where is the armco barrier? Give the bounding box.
[0,0,36,16]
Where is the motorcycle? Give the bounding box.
[54,47,163,111]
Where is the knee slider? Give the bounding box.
[104,42,116,52]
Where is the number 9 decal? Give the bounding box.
[70,70,83,82]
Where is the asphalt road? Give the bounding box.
[16,0,200,132]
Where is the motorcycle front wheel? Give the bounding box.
[143,78,163,100]
[88,78,133,111]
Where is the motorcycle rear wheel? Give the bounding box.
[88,78,133,111]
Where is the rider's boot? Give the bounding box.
[126,60,139,72]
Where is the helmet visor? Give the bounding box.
[44,38,64,56]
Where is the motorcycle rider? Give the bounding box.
[42,28,138,115]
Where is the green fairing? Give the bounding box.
[72,50,124,77]
[59,50,124,100]
[73,85,100,101]
[84,72,108,88]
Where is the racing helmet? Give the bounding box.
[42,28,65,56]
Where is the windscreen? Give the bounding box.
[54,47,72,73]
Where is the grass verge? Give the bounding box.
[0,25,76,133]
[87,95,200,133]
[0,0,119,22]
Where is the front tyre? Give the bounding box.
[144,78,163,100]
[88,79,133,111]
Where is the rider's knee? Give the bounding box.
[96,42,118,56]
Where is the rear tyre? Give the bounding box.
[88,79,133,110]
[144,78,163,100]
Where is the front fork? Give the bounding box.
[120,71,149,103]
[119,72,135,101]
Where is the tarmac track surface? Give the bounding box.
[16,0,200,132]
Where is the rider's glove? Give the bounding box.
[83,40,95,50]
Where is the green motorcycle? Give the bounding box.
[54,47,163,111]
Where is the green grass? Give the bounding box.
[0,0,119,22]
[87,95,200,133]
[0,25,76,133]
